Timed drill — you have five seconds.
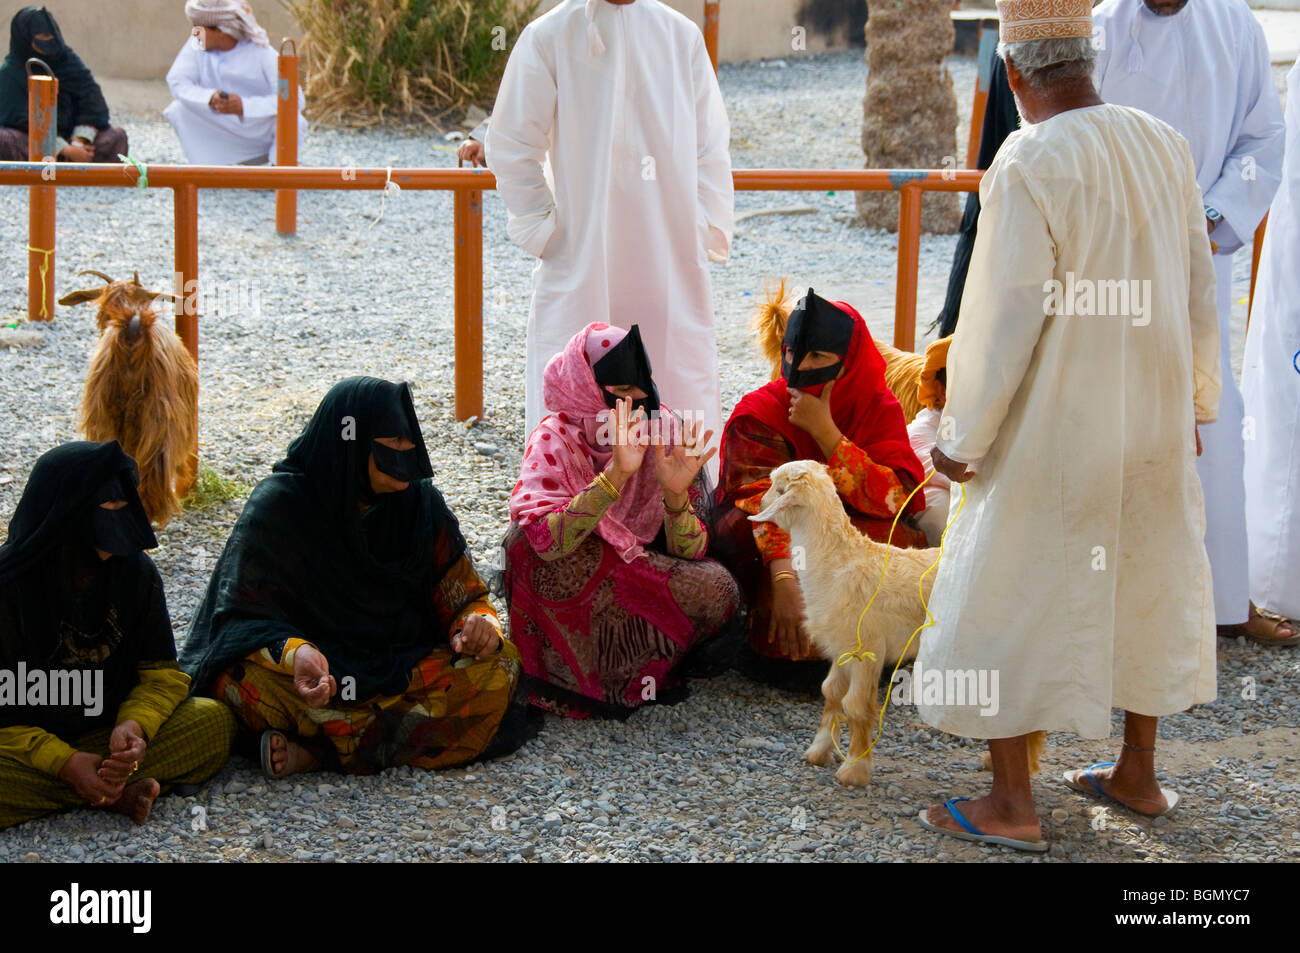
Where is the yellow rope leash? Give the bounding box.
[829,472,967,767]
[27,244,53,319]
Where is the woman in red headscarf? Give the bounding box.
[503,322,741,718]
[713,286,928,687]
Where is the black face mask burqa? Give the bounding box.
[367,383,429,486]
[781,288,854,389]
[90,474,159,557]
[591,323,661,415]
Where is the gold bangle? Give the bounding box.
[664,496,691,515]
[772,569,797,584]
[593,471,621,500]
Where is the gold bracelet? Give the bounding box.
[664,496,691,515]
[772,569,797,584]
[593,471,621,500]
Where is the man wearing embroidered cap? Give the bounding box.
[915,0,1220,851]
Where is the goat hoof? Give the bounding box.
[835,760,872,787]
[804,743,835,767]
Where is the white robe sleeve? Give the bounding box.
[239,48,282,120]
[691,33,733,263]
[486,26,558,259]
[937,159,1056,465]
[1184,145,1222,424]
[166,41,216,109]
[1202,18,1284,252]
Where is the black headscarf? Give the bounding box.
[0,7,111,140]
[935,47,1021,338]
[0,441,173,736]
[180,378,467,700]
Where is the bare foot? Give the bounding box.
[264,730,321,779]
[105,779,161,825]
[1065,762,1169,816]
[923,795,1041,844]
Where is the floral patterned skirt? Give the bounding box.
[502,525,741,717]
[212,643,521,774]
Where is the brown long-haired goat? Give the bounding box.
[60,271,198,528]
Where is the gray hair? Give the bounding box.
[998,36,1096,89]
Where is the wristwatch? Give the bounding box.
[1205,206,1223,232]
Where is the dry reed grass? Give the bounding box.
[282,0,537,127]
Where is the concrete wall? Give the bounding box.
[2,0,855,82]
[0,0,300,79]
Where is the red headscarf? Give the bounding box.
[721,300,924,513]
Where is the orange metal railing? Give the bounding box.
[0,161,979,423]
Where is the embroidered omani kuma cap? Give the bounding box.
[996,0,1094,43]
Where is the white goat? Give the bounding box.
[751,460,936,786]
[752,459,1043,787]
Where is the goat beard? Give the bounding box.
[80,306,199,529]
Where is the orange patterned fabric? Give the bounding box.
[727,425,924,563]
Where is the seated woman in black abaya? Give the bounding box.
[181,378,523,778]
[0,441,235,830]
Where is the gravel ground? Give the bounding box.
[0,50,1296,864]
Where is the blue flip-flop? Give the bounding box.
[916,797,1049,853]
[1063,761,1179,816]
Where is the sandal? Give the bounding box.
[1238,604,1300,647]
[1062,761,1179,817]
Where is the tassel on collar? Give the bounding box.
[586,0,606,56]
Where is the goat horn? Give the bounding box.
[76,269,114,284]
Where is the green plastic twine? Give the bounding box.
[118,153,149,190]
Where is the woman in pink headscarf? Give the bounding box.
[503,322,741,717]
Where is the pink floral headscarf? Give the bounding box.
[510,323,675,562]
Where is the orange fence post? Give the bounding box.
[275,38,299,237]
[704,0,720,74]
[1248,213,1267,327]
[26,62,57,322]
[453,186,484,421]
[174,184,199,362]
[894,183,923,352]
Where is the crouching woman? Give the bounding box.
[503,323,741,717]
[712,289,929,689]
[0,442,235,830]
[180,378,523,778]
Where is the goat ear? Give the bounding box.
[57,288,103,306]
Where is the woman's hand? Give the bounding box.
[59,751,124,806]
[58,140,94,162]
[770,573,812,660]
[654,417,716,501]
[789,380,842,457]
[98,720,146,785]
[293,644,336,709]
[608,397,648,486]
[451,614,502,660]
